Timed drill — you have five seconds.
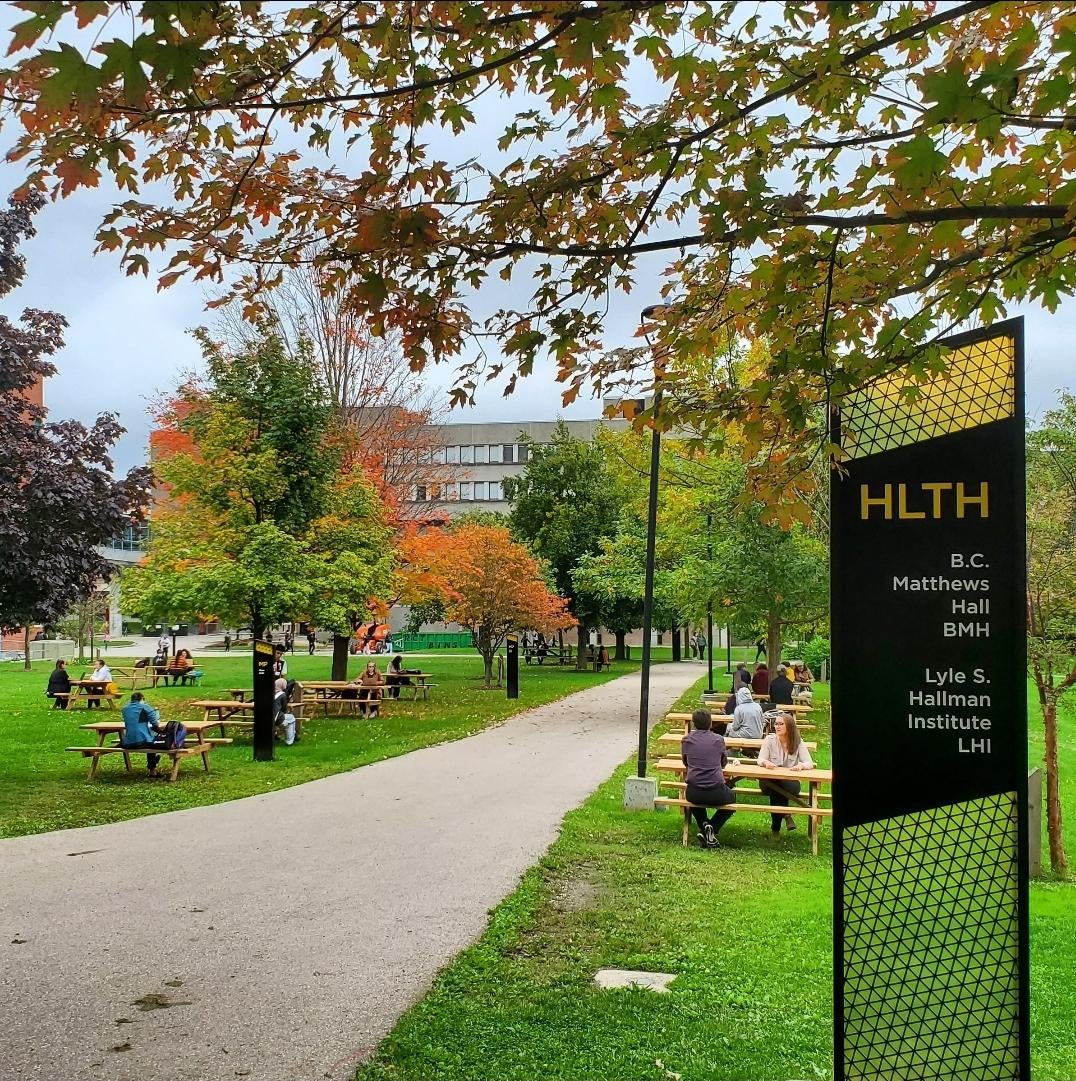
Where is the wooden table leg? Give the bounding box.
[809,781,819,856]
[88,753,102,781]
[169,754,181,781]
[201,748,210,772]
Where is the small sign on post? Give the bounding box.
[252,638,275,761]
[506,632,519,699]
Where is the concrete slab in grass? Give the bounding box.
[594,969,677,993]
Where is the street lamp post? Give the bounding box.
[635,304,667,782]
[706,511,714,694]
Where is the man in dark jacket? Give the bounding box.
[768,663,794,706]
[45,659,71,709]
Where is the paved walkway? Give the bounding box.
[0,663,700,1081]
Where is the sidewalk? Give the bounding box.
[0,663,701,1081]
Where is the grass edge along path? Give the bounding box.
[0,651,664,839]
[356,677,1076,1081]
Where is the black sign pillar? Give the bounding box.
[252,638,275,761]
[506,633,519,699]
[831,319,1029,1080]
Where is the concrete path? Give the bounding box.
[0,663,700,1081]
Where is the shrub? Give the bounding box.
[801,636,830,676]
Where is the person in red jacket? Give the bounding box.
[751,662,769,697]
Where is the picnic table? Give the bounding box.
[385,672,436,701]
[67,720,232,781]
[656,732,818,753]
[300,681,384,716]
[665,710,816,732]
[59,679,122,710]
[655,757,832,854]
[191,699,256,736]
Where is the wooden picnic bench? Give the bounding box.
[656,733,818,752]
[65,740,227,781]
[59,681,123,710]
[665,711,816,732]
[191,700,256,736]
[301,681,387,716]
[655,759,833,855]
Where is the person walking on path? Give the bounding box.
[223,632,231,653]
[682,709,737,848]
[754,638,766,662]
[695,630,707,662]
[307,628,317,654]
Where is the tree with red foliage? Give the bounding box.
[400,522,574,687]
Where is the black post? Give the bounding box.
[637,386,663,779]
[171,627,178,656]
[706,511,714,693]
[252,639,275,761]
[726,624,732,674]
[506,632,519,699]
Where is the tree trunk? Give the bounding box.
[22,624,31,671]
[766,613,782,675]
[331,634,350,681]
[614,630,627,661]
[576,623,588,671]
[671,624,681,662]
[1043,697,1068,876]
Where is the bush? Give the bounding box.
[801,636,830,676]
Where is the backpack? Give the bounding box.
[163,720,186,749]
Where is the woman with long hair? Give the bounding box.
[757,711,813,833]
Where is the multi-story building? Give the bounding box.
[406,417,626,517]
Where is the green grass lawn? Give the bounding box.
[0,649,666,838]
[357,678,1076,1081]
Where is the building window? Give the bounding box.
[517,443,529,463]
[474,481,487,500]
[414,484,427,502]
[489,480,503,501]
[502,444,515,463]
[474,444,488,464]
[433,446,446,464]
[461,445,474,464]
[445,482,457,500]
[447,445,460,464]
[487,444,503,464]
[459,481,472,500]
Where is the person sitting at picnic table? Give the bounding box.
[758,711,814,834]
[85,658,113,709]
[384,654,415,700]
[727,686,764,740]
[731,662,750,692]
[767,663,794,706]
[351,660,385,717]
[682,709,737,849]
[723,690,737,716]
[166,648,195,685]
[751,661,769,697]
[45,659,71,709]
[793,662,814,686]
[273,678,298,746]
[119,692,167,778]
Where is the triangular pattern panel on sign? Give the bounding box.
[842,793,1021,1080]
[841,336,1015,459]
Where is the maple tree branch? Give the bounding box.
[668,0,996,154]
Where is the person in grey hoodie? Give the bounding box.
[727,686,764,739]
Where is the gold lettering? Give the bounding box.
[922,482,952,518]
[956,482,989,519]
[860,483,893,520]
[897,484,926,520]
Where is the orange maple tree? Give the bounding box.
[400,522,574,686]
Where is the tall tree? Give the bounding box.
[400,522,574,687]
[5,3,1075,506]
[0,190,148,667]
[305,473,395,681]
[122,330,341,638]
[212,256,451,524]
[504,422,621,667]
[1027,396,1076,876]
